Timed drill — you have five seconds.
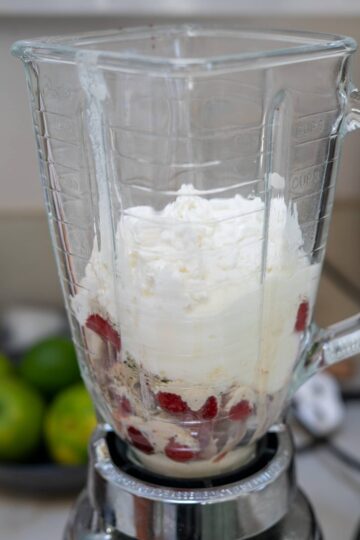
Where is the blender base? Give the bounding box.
[64,425,323,540]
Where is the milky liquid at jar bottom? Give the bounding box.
[71,185,321,477]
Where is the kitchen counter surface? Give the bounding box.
[298,402,360,540]
[0,402,358,540]
[0,493,71,540]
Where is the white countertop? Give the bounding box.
[0,495,71,540]
[298,403,360,540]
[0,403,359,540]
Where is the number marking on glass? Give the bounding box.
[290,161,335,196]
[293,110,338,143]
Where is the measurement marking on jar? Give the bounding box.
[41,134,80,148]
[111,145,266,166]
[49,215,92,232]
[44,179,86,197]
[55,244,91,260]
[40,157,80,173]
[291,184,335,202]
[109,122,266,138]
[293,110,338,143]
[290,161,335,195]
[62,275,89,291]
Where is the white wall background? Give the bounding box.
[1,14,360,212]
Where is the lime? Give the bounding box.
[44,383,96,465]
[19,337,81,396]
[0,377,45,461]
[0,353,13,378]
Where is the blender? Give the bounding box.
[12,26,360,539]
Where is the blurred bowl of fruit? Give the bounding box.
[0,338,97,496]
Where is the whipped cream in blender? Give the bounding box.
[71,184,320,477]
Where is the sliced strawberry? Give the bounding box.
[118,396,132,416]
[229,400,253,422]
[127,426,154,454]
[199,396,218,420]
[164,438,199,462]
[157,392,189,415]
[108,390,132,417]
[86,314,121,351]
[295,300,309,332]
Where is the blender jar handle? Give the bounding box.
[346,88,360,132]
[292,89,360,392]
[293,314,360,391]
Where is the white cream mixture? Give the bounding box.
[72,185,320,396]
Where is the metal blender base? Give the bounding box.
[64,425,323,540]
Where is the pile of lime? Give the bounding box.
[0,339,96,465]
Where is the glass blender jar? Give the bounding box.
[12,26,360,484]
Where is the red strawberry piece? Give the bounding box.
[295,300,309,332]
[86,314,121,351]
[118,396,132,416]
[157,392,189,415]
[127,426,154,454]
[199,396,218,420]
[229,400,253,422]
[108,390,132,417]
[164,438,199,462]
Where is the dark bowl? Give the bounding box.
[0,344,88,497]
[0,349,88,497]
